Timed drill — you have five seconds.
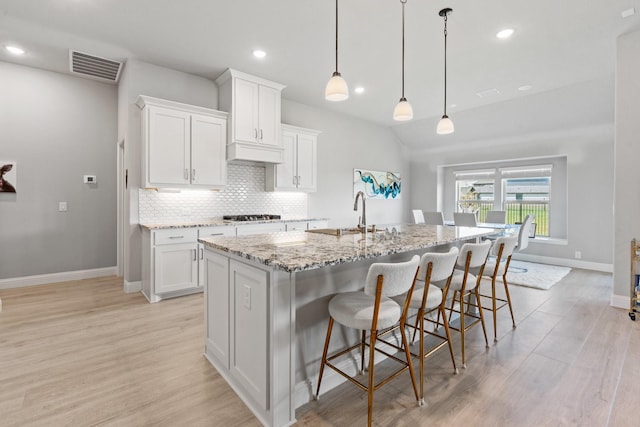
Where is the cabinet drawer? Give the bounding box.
[235,222,285,235]
[154,228,198,245]
[199,226,236,238]
[286,221,308,231]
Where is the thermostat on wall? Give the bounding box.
[84,175,97,184]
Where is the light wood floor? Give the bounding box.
[0,268,638,426]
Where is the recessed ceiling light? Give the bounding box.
[518,85,532,91]
[252,49,266,59]
[354,86,365,94]
[5,45,25,55]
[496,28,515,39]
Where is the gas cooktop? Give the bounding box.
[223,214,282,222]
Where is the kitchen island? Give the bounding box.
[199,224,495,427]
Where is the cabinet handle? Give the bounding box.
[192,169,196,181]
[254,128,258,139]
[210,233,223,236]
[297,175,301,186]
[169,236,185,239]
[260,129,263,140]
[193,249,197,261]
[200,248,204,260]
[184,168,189,180]
[292,176,297,185]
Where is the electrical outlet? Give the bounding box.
[243,285,251,309]
[58,201,68,212]
[180,208,191,216]
[575,251,582,259]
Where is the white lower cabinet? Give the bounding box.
[235,222,285,235]
[143,226,232,303]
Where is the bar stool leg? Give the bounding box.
[315,316,335,400]
[439,303,458,374]
[492,276,498,343]
[474,287,490,349]
[503,274,517,329]
[360,330,366,374]
[367,330,378,427]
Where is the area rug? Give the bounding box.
[506,261,571,290]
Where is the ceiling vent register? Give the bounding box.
[69,50,123,83]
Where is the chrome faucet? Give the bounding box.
[354,191,367,230]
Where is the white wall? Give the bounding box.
[0,61,117,280]
[282,100,411,228]
[613,29,640,303]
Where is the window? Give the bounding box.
[501,166,551,237]
[454,170,494,221]
[446,161,560,237]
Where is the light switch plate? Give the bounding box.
[83,175,97,184]
[58,202,68,212]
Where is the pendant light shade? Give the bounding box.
[394,98,413,121]
[437,8,454,134]
[437,115,454,134]
[325,72,349,101]
[393,0,412,121]
[326,0,348,101]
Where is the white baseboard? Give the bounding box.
[512,253,612,273]
[0,266,118,290]
[124,280,142,293]
[610,293,631,310]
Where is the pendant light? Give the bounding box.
[325,0,348,101]
[393,0,413,121]
[437,7,454,134]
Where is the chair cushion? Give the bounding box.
[449,270,479,291]
[329,291,401,330]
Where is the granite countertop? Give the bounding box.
[140,217,330,230]
[199,224,496,273]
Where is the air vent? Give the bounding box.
[69,50,123,83]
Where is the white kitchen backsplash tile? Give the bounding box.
[139,163,308,223]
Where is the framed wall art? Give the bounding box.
[353,168,401,199]
[0,161,17,193]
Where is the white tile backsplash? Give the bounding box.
[139,163,308,223]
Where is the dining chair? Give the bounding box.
[315,255,421,426]
[412,209,425,224]
[478,235,518,342]
[453,212,477,227]
[509,214,535,273]
[424,211,445,225]
[485,210,506,224]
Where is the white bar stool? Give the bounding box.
[315,255,421,426]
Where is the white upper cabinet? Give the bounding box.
[138,96,228,190]
[266,124,320,192]
[215,69,286,163]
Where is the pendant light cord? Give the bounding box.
[443,11,448,115]
[400,0,407,100]
[334,0,339,74]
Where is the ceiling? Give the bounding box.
[1,0,639,149]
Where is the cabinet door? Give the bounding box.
[147,106,190,186]
[191,114,227,188]
[296,132,317,191]
[154,243,198,294]
[257,84,280,146]
[233,78,259,143]
[275,130,297,190]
